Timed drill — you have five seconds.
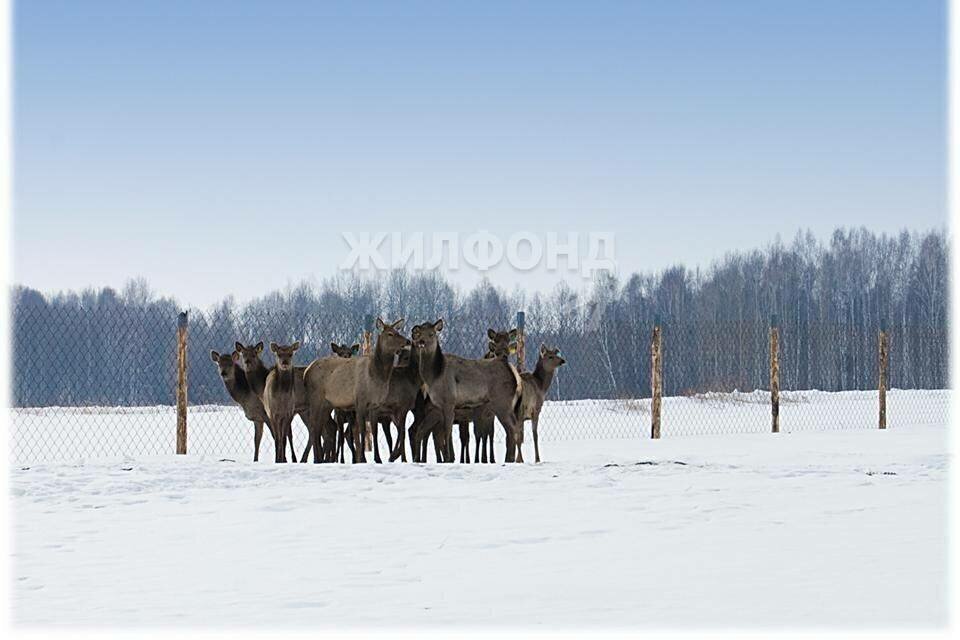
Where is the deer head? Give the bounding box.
[374,317,411,358]
[485,328,518,359]
[234,341,264,372]
[211,350,239,381]
[538,344,566,371]
[411,319,443,352]
[330,342,360,358]
[270,341,301,371]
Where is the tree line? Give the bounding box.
[11,227,948,407]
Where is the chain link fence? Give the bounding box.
[9,303,950,464]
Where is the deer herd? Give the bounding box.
[210,319,566,464]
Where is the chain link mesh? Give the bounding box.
[9,297,949,464]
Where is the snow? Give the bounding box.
[10,392,949,628]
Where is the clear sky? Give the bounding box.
[14,1,946,307]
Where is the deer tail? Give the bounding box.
[508,362,522,417]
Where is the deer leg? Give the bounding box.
[353,413,367,463]
[532,415,541,463]
[406,424,418,463]
[274,418,289,463]
[299,413,312,463]
[397,418,408,462]
[498,410,523,464]
[440,409,455,464]
[253,421,264,462]
[372,417,384,464]
[389,414,407,462]
[474,427,481,463]
[457,422,468,463]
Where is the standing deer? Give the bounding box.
[235,341,319,461]
[210,349,272,461]
[409,319,524,463]
[513,344,566,463]
[470,328,517,463]
[407,327,515,463]
[262,341,301,463]
[352,319,413,463]
[304,319,410,463]
[443,328,518,464]
[330,342,360,463]
[328,342,402,463]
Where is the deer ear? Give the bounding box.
[232,351,241,364]
[487,328,497,340]
[255,341,264,354]
[210,350,220,362]
[376,317,385,331]
[540,343,548,356]
[434,318,444,332]
[270,342,279,353]
[291,341,300,351]
[235,342,244,352]
[351,344,360,355]
[330,342,339,352]
[391,318,405,331]
[508,329,518,341]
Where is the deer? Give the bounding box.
[409,319,524,463]
[512,344,566,463]
[352,319,414,463]
[303,318,410,464]
[435,328,518,464]
[471,328,517,463]
[328,342,403,463]
[262,341,302,463]
[329,342,361,463]
[210,349,272,461]
[235,341,321,462]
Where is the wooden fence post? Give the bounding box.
[516,310,526,372]
[879,322,888,429]
[770,314,780,434]
[362,314,374,451]
[651,317,662,439]
[176,311,188,454]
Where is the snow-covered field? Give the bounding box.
[9,390,950,628]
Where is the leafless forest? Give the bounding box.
[12,227,948,407]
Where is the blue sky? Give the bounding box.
[14,1,946,307]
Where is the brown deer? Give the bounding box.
[513,344,566,463]
[406,328,515,463]
[210,350,272,461]
[329,342,360,463]
[471,328,517,463]
[409,319,524,463]
[262,341,301,463]
[328,342,400,464]
[407,328,515,463]
[352,319,413,463]
[235,341,320,462]
[443,328,518,464]
[303,319,410,463]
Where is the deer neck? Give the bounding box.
[416,343,445,387]
[533,359,555,393]
[369,338,395,381]
[225,368,252,403]
[275,365,295,393]
[246,359,270,396]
